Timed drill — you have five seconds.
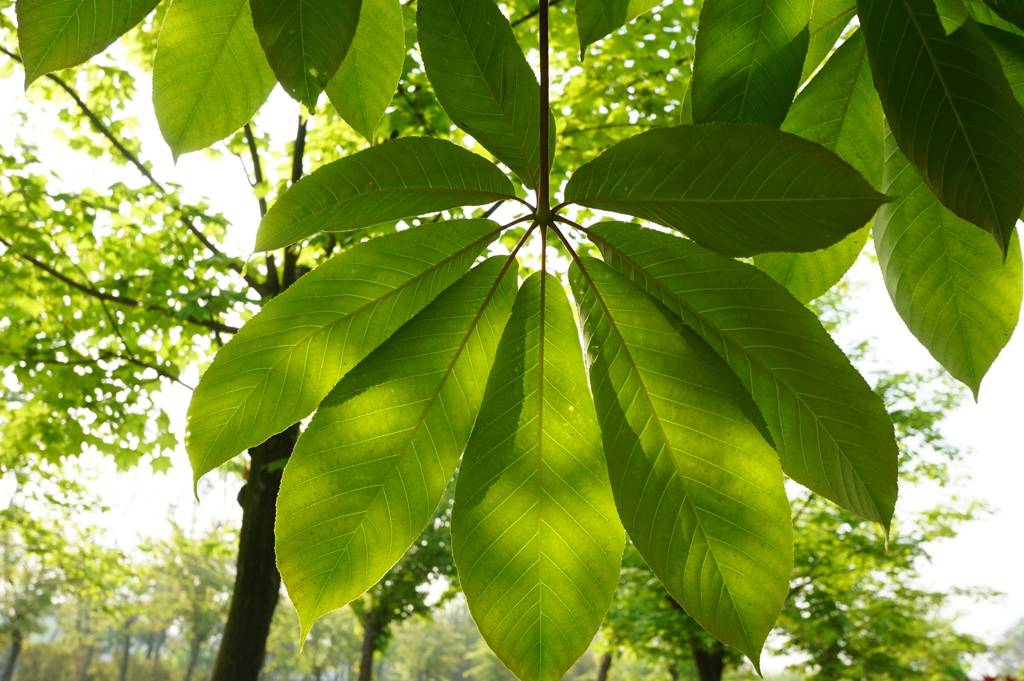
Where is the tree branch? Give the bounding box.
[0,236,238,335]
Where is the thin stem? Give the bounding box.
[500,215,538,231]
[553,214,590,235]
[538,0,551,223]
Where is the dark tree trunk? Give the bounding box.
[689,638,726,681]
[357,612,383,681]
[210,426,298,681]
[1,629,22,681]
[118,623,133,681]
[183,635,203,681]
[77,644,94,681]
[668,665,679,681]
[595,651,613,681]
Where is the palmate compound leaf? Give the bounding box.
[590,222,899,527]
[453,272,625,681]
[186,219,500,483]
[874,134,1023,397]
[857,0,1024,256]
[755,30,882,301]
[417,0,556,189]
[691,0,812,126]
[569,257,792,667]
[153,0,276,158]
[563,124,887,257]
[250,0,360,109]
[16,0,160,86]
[254,138,516,251]
[325,0,404,142]
[276,257,518,637]
[575,0,661,56]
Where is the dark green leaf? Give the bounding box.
[251,0,361,109]
[857,0,1024,255]
[570,257,792,667]
[186,219,499,483]
[981,24,1024,106]
[564,124,887,256]
[153,0,276,157]
[417,0,555,188]
[874,135,1022,397]
[326,0,404,142]
[255,138,515,251]
[692,0,811,126]
[575,0,659,55]
[454,273,624,681]
[591,222,899,526]
[984,0,1024,29]
[276,258,517,636]
[17,0,159,85]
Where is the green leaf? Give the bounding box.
[564,124,887,256]
[783,30,884,186]
[417,0,555,188]
[453,273,624,681]
[153,0,276,157]
[326,0,404,142]
[16,0,160,85]
[753,227,869,303]
[801,0,856,80]
[575,0,657,55]
[857,0,1024,255]
[569,257,792,666]
[691,0,811,126]
[874,136,1023,397]
[254,138,516,251]
[251,0,361,109]
[982,24,1024,106]
[186,219,499,483]
[984,0,1024,29]
[276,257,517,637]
[591,222,899,526]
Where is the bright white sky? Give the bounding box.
[2,44,1023,677]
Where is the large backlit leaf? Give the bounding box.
[326,0,404,142]
[874,136,1023,397]
[783,30,883,186]
[454,273,624,681]
[153,0,276,157]
[255,138,515,251]
[17,0,159,85]
[277,258,517,636]
[187,220,499,483]
[251,0,360,109]
[691,0,811,126]
[564,124,887,256]
[570,257,792,666]
[857,0,1024,255]
[417,0,555,188]
[984,0,1024,29]
[982,24,1024,106]
[591,222,899,526]
[753,227,869,303]
[801,0,856,80]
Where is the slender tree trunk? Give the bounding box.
[77,644,94,681]
[209,426,298,681]
[689,638,726,681]
[183,635,203,681]
[595,651,613,681]
[357,612,383,681]
[118,623,133,681]
[1,629,22,681]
